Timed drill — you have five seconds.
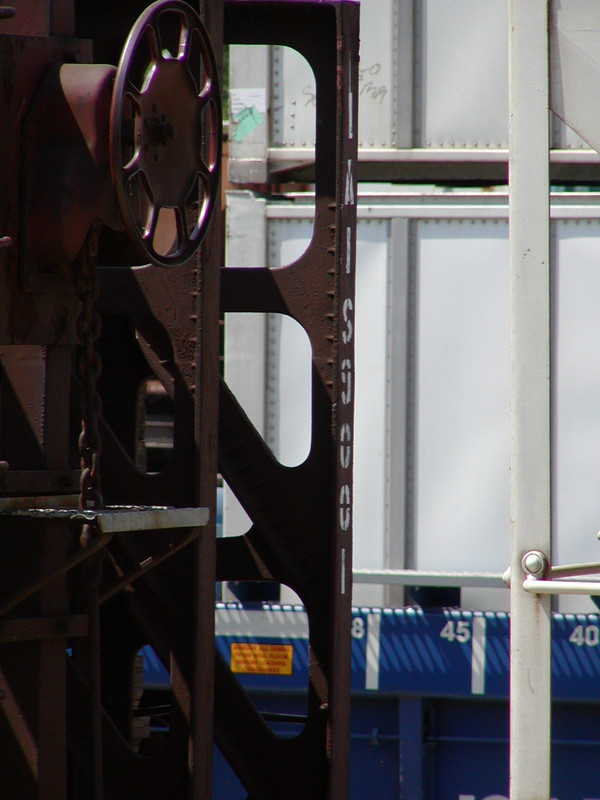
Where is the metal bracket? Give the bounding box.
[0,506,209,616]
[517,539,600,596]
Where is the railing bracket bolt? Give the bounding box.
[521,550,548,577]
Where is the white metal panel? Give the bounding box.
[418,0,508,148]
[383,218,410,606]
[224,312,267,438]
[271,46,316,147]
[550,0,600,155]
[554,220,600,612]
[270,0,396,149]
[228,3,599,183]
[228,46,270,183]
[355,0,396,148]
[414,219,510,571]
[553,117,591,151]
[352,221,389,589]
[265,314,312,467]
[270,0,511,150]
[267,217,313,266]
[265,220,314,465]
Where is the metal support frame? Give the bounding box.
[1,0,359,796]
[508,1,552,798]
[521,551,600,596]
[217,3,359,797]
[1,1,223,796]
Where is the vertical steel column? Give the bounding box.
[191,6,224,796]
[508,1,552,798]
[219,3,358,797]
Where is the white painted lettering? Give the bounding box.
[346,226,352,273]
[345,159,355,205]
[339,484,351,531]
[341,358,352,405]
[340,423,352,468]
[342,298,353,344]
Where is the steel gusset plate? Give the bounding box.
[217,2,359,798]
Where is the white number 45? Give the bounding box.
[440,619,471,643]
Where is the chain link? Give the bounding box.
[75,222,104,512]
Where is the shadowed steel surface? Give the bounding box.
[217,3,358,797]
[0,0,357,797]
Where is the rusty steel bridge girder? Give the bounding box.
[0,0,359,797]
[217,4,359,798]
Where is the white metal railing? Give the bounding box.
[352,569,505,589]
[509,3,600,794]
[524,578,600,595]
[520,547,600,596]
[509,2,552,798]
[353,564,600,594]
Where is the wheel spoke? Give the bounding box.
[175,203,190,245]
[124,82,142,107]
[196,92,211,115]
[179,18,192,62]
[198,77,217,101]
[122,152,141,181]
[146,22,161,64]
[111,1,221,267]
[191,174,212,237]
[143,202,159,242]
[199,134,219,177]
[197,157,212,182]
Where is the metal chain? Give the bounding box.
[75,222,104,512]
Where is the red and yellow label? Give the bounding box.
[230,643,293,675]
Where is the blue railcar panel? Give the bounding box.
[142,604,600,701]
[375,609,474,696]
[141,603,600,800]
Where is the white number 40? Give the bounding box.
[440,620,471,643]
[569,624,600,647]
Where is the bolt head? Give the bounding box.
[522,550,547,576]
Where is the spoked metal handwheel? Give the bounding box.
[110,0,222,267]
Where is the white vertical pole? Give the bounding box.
[508,1,552,799]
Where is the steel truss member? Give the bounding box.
[0,0,358,797]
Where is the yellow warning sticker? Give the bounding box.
[230,643,293,676]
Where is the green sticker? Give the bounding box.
[233,106,265,142]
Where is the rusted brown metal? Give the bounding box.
[110,0,222,267]
[0,616,89,642]
[21,64,117,277]
[1,0,218,795]
[216,2,359,798]
[0,0,357,796]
